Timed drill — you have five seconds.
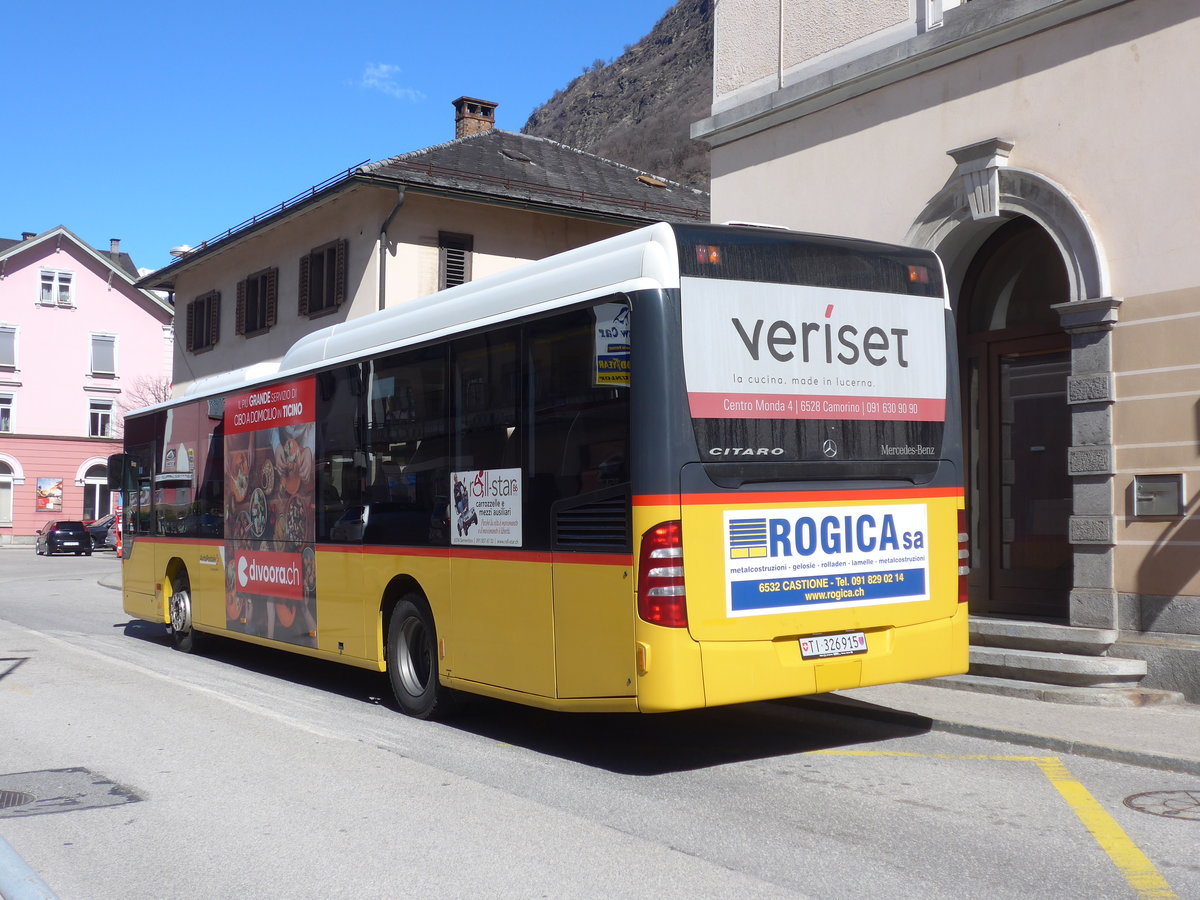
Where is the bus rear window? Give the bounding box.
[681,277,949,465]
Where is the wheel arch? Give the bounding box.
[162,556,191,622]
[380,574,432,638]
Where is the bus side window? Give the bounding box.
[561,404,628,495]
[525,300,630,550]
[364,348,449,546]
[453,328,519,473]
[315,365,368,543]
[122,412,166,538]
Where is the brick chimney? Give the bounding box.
[21,232,35,241]
[453,97,498,139]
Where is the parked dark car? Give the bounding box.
[35,521,93,556]
[86,513,116,549]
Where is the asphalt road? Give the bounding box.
[1,550,1196,899]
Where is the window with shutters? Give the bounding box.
[237,267,278,336]
[438,232,473,290]
[187,290,221,353]
[90,333,117,377]
[300,239,347,318]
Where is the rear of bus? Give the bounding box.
[631,226,968,712]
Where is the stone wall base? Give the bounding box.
[1117,592,1200,636]
[1110,633,1200,702]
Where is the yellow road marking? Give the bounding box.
[1035,758,1177,899]
[813,750,1178,899]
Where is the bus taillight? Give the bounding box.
[957,510,970,604]
[638,521,688,628]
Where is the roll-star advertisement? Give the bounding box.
[451,467,523,546]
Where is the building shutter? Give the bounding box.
[235,280,247,336]
[266,267,278,328]
[334,239,347,306]
[438,233,473,290]
[186,300,197,352]
[0,328,16,368]
[210,292,221,346]
[91,335,116,375]
[298,255,310,316]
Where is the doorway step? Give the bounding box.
[930,617,1186,706]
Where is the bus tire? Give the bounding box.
[167,575,202,654]
[387,595,457,720]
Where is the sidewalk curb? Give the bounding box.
[0,837,59,900]
[808,695,1200,776]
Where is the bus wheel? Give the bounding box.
[168,577,201,653]
[387,596,456,720]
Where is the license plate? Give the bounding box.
[800,631,867,660]
[63,541,78,546]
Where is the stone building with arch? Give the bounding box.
[694,0,1199,698]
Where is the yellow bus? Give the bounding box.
[110,223,968,718]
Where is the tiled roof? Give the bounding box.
[360,129,708,222]
[139,129,709,289]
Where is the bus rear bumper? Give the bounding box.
[697,604,970,709]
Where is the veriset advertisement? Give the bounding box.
[682,278,947,422]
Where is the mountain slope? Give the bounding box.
[521,0,712,189]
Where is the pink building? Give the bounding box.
[0,227,174,543]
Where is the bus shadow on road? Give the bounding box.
[117,620,933,775]
[447,695,933,775]
[117,621,391,704]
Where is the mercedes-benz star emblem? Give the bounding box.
[822,439,838,458]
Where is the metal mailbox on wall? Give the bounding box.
[1132,474,1184,517]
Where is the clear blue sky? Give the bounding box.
[3,0,677,272]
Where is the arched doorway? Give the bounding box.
[82,463,111,521]
[0,461,13,527]
[961,216,1072,619]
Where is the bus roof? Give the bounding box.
[135,222,943,418]
[166,221,682,411]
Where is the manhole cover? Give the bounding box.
[1124,791,1200,821]
[0,790,35,810]
[0,768,142,818]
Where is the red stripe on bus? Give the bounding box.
[124,538,629,566]
[133,536,225,547]
[361,545,552,564]
[553,553,633,566]
[350,546,631,565]
[358,545,449,559]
